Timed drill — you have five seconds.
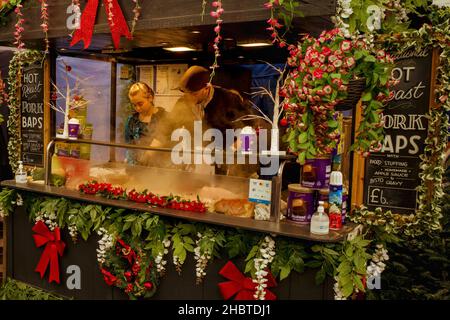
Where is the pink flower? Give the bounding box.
[332,78,343,87]
[214,25,221,33]
[333,59,343,68]
[313,68,324,79]
[210,11,218,18]
[345,57,355,68]
[321,47,331,56]
[329,55,338,63]
[328,28,340,36]
[212,1,221,7]
[377,50,386,58]
[323,85,333,95]
[267,18,278,26]
[340,40,352,51]
[264,2,273,9]
[439,95,448,103]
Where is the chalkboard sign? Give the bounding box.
[362,48,433,215]
[21,62,45,166]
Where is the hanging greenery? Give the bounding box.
[280,29,395,163]
[264,0,303,48]
[6,49,43,173]
[0,188,392,300]
[0,70,8,124]
[0,278,65,300]
[0,0,23,26]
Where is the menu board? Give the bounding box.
[363,48,433,214]
[21,62,45,166]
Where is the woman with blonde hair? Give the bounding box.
[124,82,169,165]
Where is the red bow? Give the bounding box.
[32,221,66,284]
[218,261,277,300]
[70,0,132,49]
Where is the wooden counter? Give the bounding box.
[1,180,355,242]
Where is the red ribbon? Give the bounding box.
[218,261,277,300]
[32,221,66,284]
[70,0,132,49]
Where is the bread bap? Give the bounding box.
[214,199,255,218]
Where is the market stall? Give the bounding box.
[0,0,448,301]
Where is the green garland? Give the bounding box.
[7,49,43,172]
[0,278,65,300]
[0,189,386,300]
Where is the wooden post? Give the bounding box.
[44,56,51,165]
[350,100,365,211]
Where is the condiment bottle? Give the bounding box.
[15,161,27,184]
[329,171,343,230]
[310,201,329,235]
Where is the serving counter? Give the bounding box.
[1,137,356,300]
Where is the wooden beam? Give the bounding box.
[0,0,336,43]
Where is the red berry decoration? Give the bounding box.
[280,118,288,127]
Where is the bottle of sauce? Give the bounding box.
[329,171,343,230]
[310,201,329,235]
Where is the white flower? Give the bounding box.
[16,194,23,206]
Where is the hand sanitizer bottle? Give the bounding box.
[310,201,329,235]
[15,161,27,184]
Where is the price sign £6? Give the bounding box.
[368,188,388,206]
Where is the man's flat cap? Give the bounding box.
[177,66,210,93]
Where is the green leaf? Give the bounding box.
[81,230,89,241]
[364,55,376,63]
[315,267,326,285]
[184,243,195,252]
[342,282,354,298]
[327,120,338,128]
[280,266,291,281]
[245,260,254,274]
[287,129,297,142]
[368,130,378,141]
[298,132,308,144]
[362,92,372,102]
[354,255,367,274]
[345,246,354,257]
[132,221,142,238]
[354,51,364,60]
[354,274,365,292]
[338,261,351,275]
[299,151,306,164]
[323,247,339,256]
[122,221,131,232]
[246,245,258,261]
